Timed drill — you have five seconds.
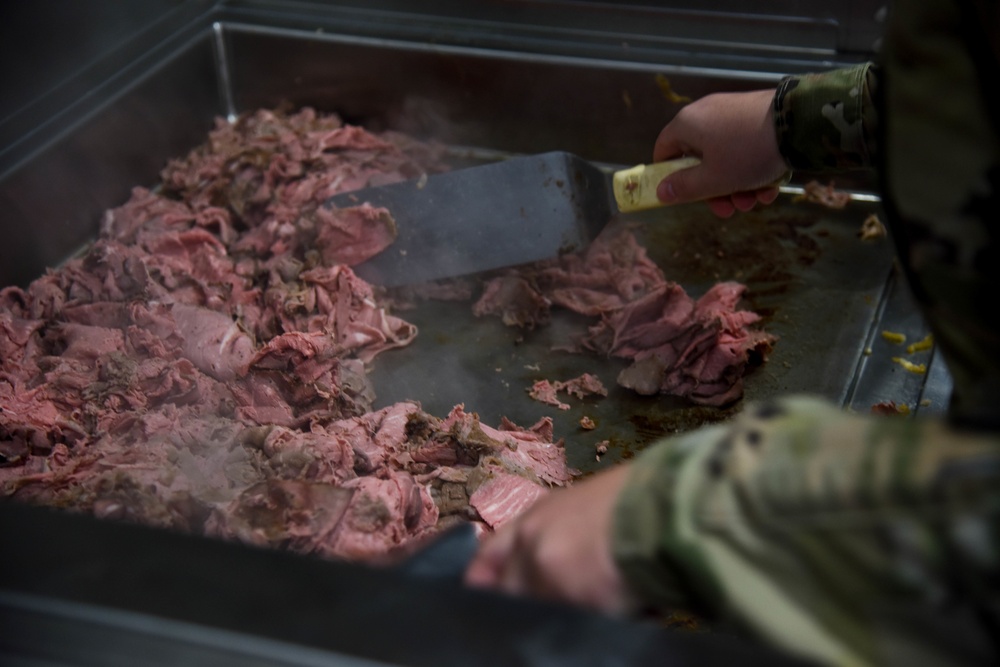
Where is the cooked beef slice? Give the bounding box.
[469,471,549,530]
[601,282,775,406]
[471,275,551,328]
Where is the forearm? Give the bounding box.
[774,62,879,171]
[612,396,1000,666]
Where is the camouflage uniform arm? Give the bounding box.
[612,396,1000,666]
[773,63,879,171]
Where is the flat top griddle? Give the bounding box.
[368,193,896,473]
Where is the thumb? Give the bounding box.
[464,526,515,588]
[656,163,714,205]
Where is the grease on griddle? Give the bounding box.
[627,404,739,449]
[641,210,822,289]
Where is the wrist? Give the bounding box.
[610,427,728,613]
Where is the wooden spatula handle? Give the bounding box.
[612,158,701,212]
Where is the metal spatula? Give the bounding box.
[330,151,699,287]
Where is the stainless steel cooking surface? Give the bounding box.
[367,193,921,474]
[0,2,943,665]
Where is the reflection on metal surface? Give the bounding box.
[212,22,238,122]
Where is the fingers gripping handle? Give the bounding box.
[612,157,701,213]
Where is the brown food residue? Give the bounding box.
[858,213,887,240]
[872,401,911,416]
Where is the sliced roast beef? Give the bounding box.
[313,203,397,267]
[474,224,775,406]
[469,471,548,530]
[0,107,573,565]
[169,303,255,382]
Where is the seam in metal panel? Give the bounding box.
[219,21,791,83]
[842,265,896,408]
[213,22,238,122]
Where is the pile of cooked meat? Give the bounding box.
[0,107,772,561]
[472,225,775,407]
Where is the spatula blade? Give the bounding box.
[330,152,613,287]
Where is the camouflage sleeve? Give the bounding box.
[612,396,1000,667]
[773,62,879,171]
[879,0,1000,428]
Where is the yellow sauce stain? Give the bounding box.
[906,333,934,355]
[891,357,927,374]
[881,330,906,345]
[655,74,692,104]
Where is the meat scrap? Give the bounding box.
[595,440,609,462]
[527,373,608,411]
[528,380,570,410]
[476,226,775,406]
[0,107,571,562]
[794,180,852,209]
[871,401,911,416]
[858,213,887,241]
[560,373,608,399]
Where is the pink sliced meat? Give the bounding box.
[0,107,572,564]
[314,203,397,267]
[528,379,570,410]
[170,303,255,382]
[470,471,548,529]
[475,223,775,406]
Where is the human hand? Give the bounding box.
[464,463,637,614]
[654,89,788,218]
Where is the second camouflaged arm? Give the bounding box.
[612,396,1000,667]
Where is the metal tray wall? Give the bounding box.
[0,32,221,289]
[219,24,778,163]
[2,22,776,289]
